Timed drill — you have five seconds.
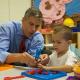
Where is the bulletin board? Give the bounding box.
[31,0,80,16]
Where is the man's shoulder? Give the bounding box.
[0,21,22,34]
[32,31,44,40]
[0,21,21,28]
[11,21,21,27]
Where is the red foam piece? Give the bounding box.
[4,77,11,80]
[36,69,43,74]
[27,69,36,75]
[4,76,25,80]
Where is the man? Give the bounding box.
[0,8,44,67]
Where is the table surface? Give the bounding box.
[0,67,74,80]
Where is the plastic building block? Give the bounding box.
[21,68,67,80]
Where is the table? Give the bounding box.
[0,67,74,80]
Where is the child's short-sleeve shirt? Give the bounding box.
[48,49,77,66]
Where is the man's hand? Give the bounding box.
[20,52,37,67]
[5,52,37,67]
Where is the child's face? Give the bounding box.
[53,33,70,54]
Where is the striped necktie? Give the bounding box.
[19,36,27,53]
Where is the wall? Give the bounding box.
[0,0,31,23]
[66,0,80,16]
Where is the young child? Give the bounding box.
[38,25,77,72]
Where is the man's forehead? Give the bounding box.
[30,17,42,24]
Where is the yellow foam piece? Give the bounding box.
[73,65,80,73]
[0,64,13,71]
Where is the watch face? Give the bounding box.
[39,0,71,24]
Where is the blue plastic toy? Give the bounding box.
[21,68,67,80]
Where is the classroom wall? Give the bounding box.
[0,0,31,23]
[0,0,80,49]
[33,0,80,16]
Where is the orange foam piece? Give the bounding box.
[0,64,13,71]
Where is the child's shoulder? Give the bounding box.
[49,51,57,57]
[67,49,76,57]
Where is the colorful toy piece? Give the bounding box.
[27,69,36,75]
[36,69,43,74]
[4,75,25,80]
[73,64,80,79]
[0,64,13,71]
[27,69,43,74]
[66,76,80,80]
[35,49,42,61]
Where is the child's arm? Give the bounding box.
[74,62,80,66]
[38,64,73,73]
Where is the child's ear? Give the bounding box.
[68,40,72,44]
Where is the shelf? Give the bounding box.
[40,29,53,50]
[44,44,53,47]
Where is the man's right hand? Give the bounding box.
[5,52,37,67]
[20,52,37,67]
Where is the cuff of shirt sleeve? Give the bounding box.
[27,49,36,56]
[0,51,10,63]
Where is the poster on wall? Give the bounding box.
[32,0,80,16]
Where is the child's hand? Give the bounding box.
[40,54,48,60]
[38,64,49,70]
[76,62,80,66]
[38,54,49,65]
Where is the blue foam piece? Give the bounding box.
[35,49,42,60]
[21,69,67,80]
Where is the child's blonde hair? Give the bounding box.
[53,25,72,41]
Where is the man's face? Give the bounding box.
[22,16,41,37]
